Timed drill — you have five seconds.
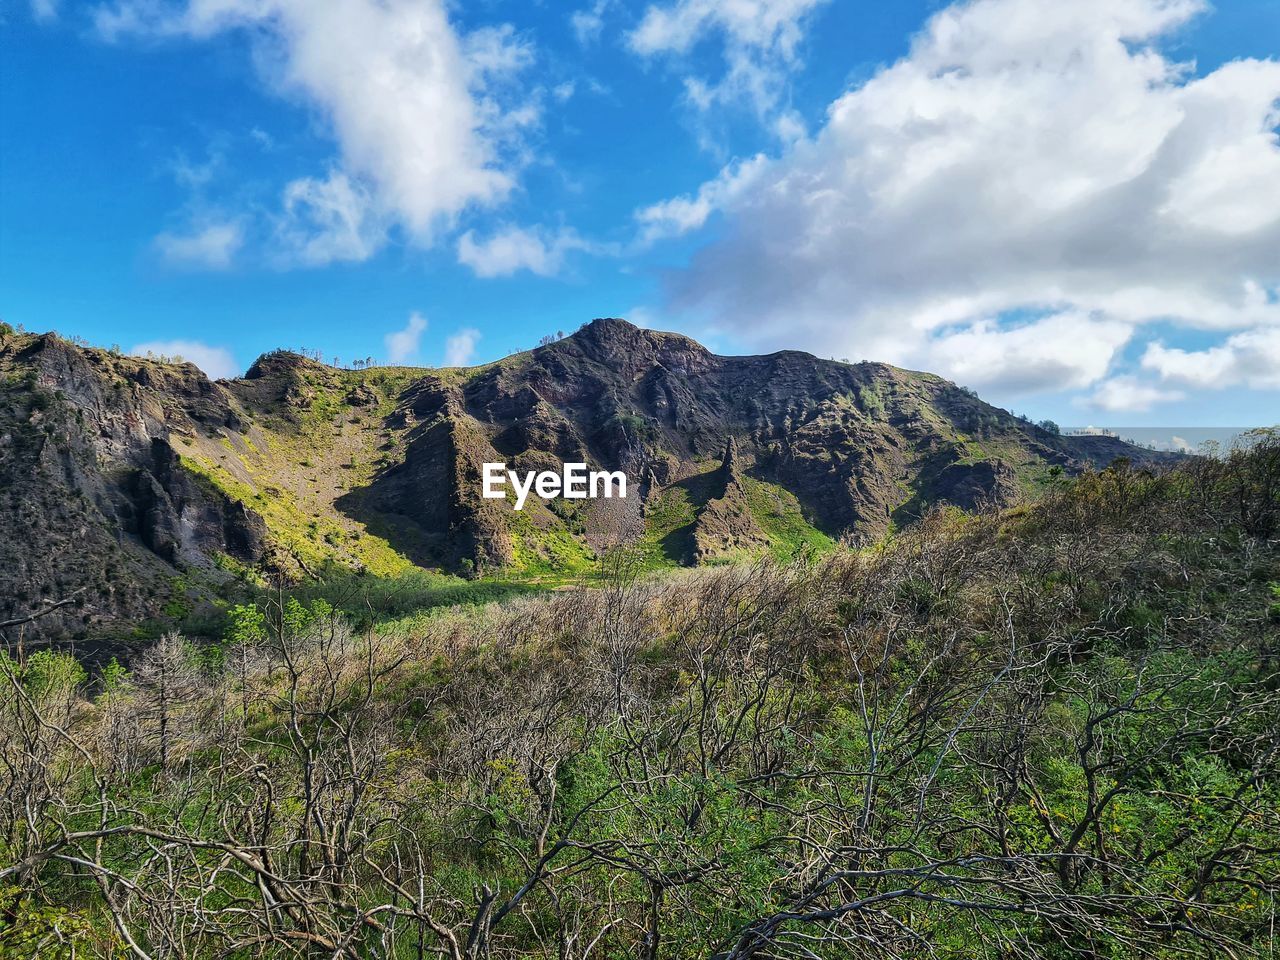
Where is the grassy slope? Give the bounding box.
[183,357,843,587]
[740,475,837,559]
[153,341,1083,604]
[174,369,419,578]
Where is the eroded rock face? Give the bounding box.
[692,440,769,563]
[933,459,1021,511]
[0,334,268,648]
[347,384,514,572]
[137,438,268,566]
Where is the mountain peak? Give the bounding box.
[244,349,325,380]
[573,317,649,348]
[584,316,638,332]
[568,316,710,358]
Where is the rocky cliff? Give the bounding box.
[0,319,1172,644]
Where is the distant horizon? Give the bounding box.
[1060,426,1274,454]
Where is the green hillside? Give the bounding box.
[0,321,1180,647]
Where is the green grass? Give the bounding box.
[740,476,837,560]
[636,473,835,567]
[508,511,599,580]
[178,453,416,578]
[637,486,699,568]
[287,569,544,629]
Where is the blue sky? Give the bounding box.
[2,0,1278,426]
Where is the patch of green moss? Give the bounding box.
[638,486,698,568]
[507,511,598,579]
[740,476,836,560]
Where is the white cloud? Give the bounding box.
[921,313,1134,395]
[630,0,823,56]
[570,0,612,47]
[635,154,768,242]
[276,171,386,267]
[96,0,538,264]
[1084,377,1185,413]
[463,23,535,78]
[653,0,1280,397]
[628,0,828,122]
[131,339,239,380]
[444,328,481,367]
[1142,328,1280,390]
[154,219,243,269]
[170,146,222,189]
[384,312,428,365]
[31,0,59,21]
[456,225,590,278]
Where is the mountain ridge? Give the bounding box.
[0,318,1175,645]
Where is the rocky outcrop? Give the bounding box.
[337,381,514,572]
[932,459,1021,511]
[691,439,769,562]
[134,438,267,566]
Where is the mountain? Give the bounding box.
[0,319,1173,645]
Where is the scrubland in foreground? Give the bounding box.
[2,438,1278,959]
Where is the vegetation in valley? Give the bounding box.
[1,434,1278,958]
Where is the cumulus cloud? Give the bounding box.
[628,0,828,123]
[456,225,592,278]
[384,312,428,365]
[652,0,1280,397]
[1084,377,1185,413]
[1142,328,1280,390]
[131,339,238,380]
[154,219,243,269]
[920,313,1134,395]
[96,0,537,264]
[444,328,482,367]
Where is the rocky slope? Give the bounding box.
[0,319,1172,644]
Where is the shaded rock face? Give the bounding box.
[339,383,514,573]
[0,334,268,647]
[134,438,267,567]
[1,320,1178,644]
[932,460,1021,511]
